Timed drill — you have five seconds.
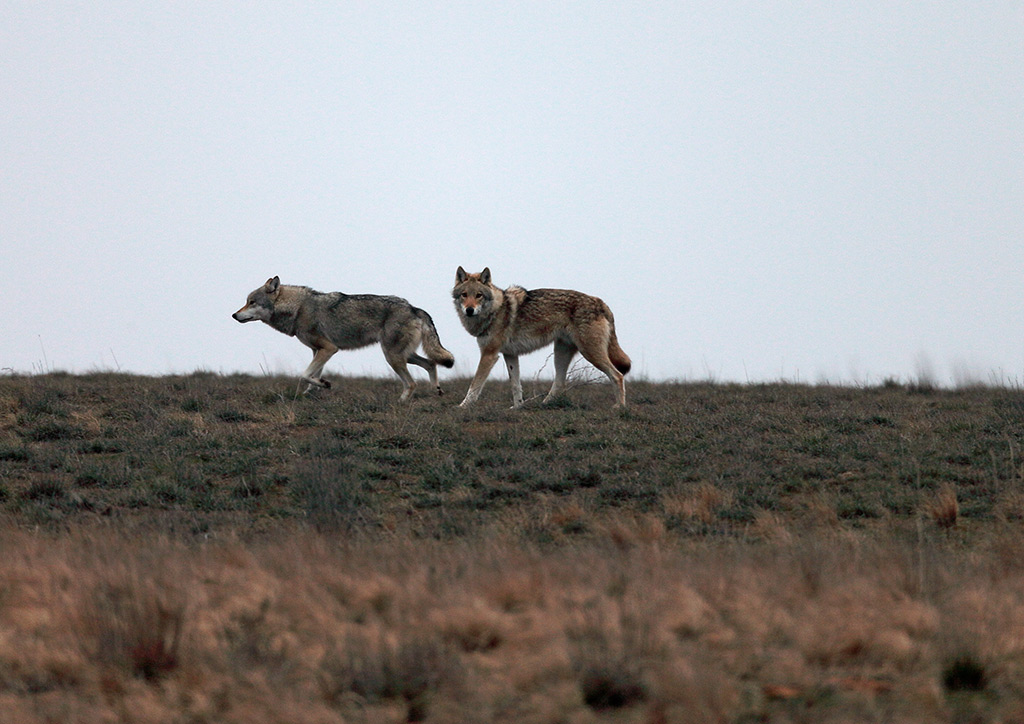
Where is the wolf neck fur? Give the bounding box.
[268,286,309,337]
[463,286,524,339]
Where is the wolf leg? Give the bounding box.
[383,353,416,402]
[578,355,626,407]
[544,338,577,404]
[505,354,523,408]
[576,322,627,407]
[299,347,337,394]
[460,350,500,407]
[408,353,443,395]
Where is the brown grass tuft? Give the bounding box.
[927,483,959,529]
[73,553,191,683]
[434,603,507,652]
[662,482,731,524]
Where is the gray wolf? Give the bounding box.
[233,276,454,401]
[452,267,631,408]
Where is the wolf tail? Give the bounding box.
[603,307,631,375]
[608,333,631,376]
[415,309,455,368]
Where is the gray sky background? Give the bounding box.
[3,3,1022,387]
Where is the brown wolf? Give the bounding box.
[233,276,454,401]
[452,267,631,408]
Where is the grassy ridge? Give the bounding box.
[2,373,1024,722]
[1,372,1023,540]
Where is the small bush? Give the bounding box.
[578,665,648,710]
[215,409,251,423]
[22,479,66,501]
[320,632,463,720]
[82,577,188,682]
[568,469,603,488]
[942,654,987,692]
[75,461,134,489]
[18,388,69,417]
[23,421,87,442]
[0,444,29,462]
[927,484,959,529]
[77,439,124,454]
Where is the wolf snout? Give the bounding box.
[464,307,476,317]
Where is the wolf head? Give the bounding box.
[452,267,495,319]
[232,276,281,323]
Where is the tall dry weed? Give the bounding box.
[68,539,193,683]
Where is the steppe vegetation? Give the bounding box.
[2,371,1024,722]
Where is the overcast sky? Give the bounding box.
[3,3,1022,388]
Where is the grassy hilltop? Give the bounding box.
[2,372,1024,722]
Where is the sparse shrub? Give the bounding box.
[908,378,936,395]
[180,397,204,412]
[927,483,959,529]
[378,434,416,449]
[942,654,987,692]
[598,484,659,508]
[530,476,573,494]
[22,479,66,501]
[215,408,251,423]
[260,390,285,406]
[23,420,87,441]
[437,606,506,652]
[542,394,576,409]
[569,626,649,710]
[161,418,194,437]
[152,480,185,505]
[718,505,756,524]
[578,664,648,710]
[662,483,730,525]
[79,572,189,682]
[18,387,69,417]
[836,496,883,520]
[568,468,603,488]
[74,467,106,488]
[0,443,29,461]
[77,439,124,454]
[75,460,134,488]
[420,459,462,491]
[320,632,463,720]
[232,478,265,500]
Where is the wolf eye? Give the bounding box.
[460,292,468,299]
[475,293,483,300]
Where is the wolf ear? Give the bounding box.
[480,267,491,284]
[456,266,468,284]
[264,276,280,294]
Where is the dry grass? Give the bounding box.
[1,529,1024,721]
[2,372,1024,720]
